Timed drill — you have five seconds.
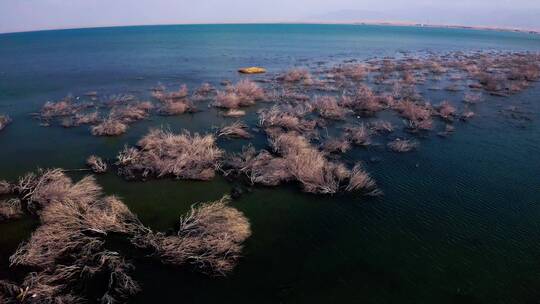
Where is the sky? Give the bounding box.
[1,0,540,33]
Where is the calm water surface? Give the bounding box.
[0,24,540,303]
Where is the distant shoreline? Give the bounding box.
[1,21,539,36]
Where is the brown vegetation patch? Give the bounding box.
[213,79,265,109]
[387,138,418,152]
[218,121,252,139]
[135,196,251,275]
[86,155,108,173]
[313,96,348,120]
[279,68,314,85]
[321,137,351,154]
[345,125,372,146]
[117,128,223,180]
[1,170,252,302]
[0,115,12,131]
[91,117,128,136]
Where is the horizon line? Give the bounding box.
[1,20,539,36]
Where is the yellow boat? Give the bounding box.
[238,67,266,74]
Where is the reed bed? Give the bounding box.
[117,128,223,180]
[1,170,251,303]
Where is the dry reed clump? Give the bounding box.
[463,92,483,104]
[368,120,394,133]
[436,101,456,121]
[226,133,378,194]
[91,117,128,136]
[136,196,251,275]
[39,97,77,119]
[159,99,196,116]
[104,94,136,107]
[2,169,253,303]
[213,79,265,109]
[7,170,145,303]
[342,85,385,116]
[321,137,351,154]
[152,84,189,101]
[313,96,348,120]
[0,180,12,195]
[258,106,317,135]
[387,138,418,152]
[116,128,223,181]
[194,83,215,96]
[0,199,23,221]
[344,125,372,146]
[339,63,368,81]
[218,121,252,139]
[0,115,12,131]
[393,100,433,131]
[279,68,314,85]
[73,111,100,125]
[16,168,103,212]
[271,132,379,194]
[222,109,246,117]
[86,155,108,173]
[345,163,380,195]
[228,146,293,186]
[111,102,154,123]
[460,110,475,121]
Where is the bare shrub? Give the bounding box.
[394,100,433,131]
[144,196,251,275]
[111,102,153,123]
[271,132,373,194]
[280,68,313,85]
[228,146,293,186]
[313,96,348,120]
[345,163,380,195]
[73,111,100,125]
[369,120,394,133]
[341,64,368,80]
[8,171,144,303]
[0,115,12,131]
[345,125,372,146]
[463,92,483,104]
[222,109,246,117]
[159,99,195,115]
[235,79,265,103]
[342,84,384,116]
[91,117,128,136]
[0,199,23,221]
[436,101,456,121]
[0,180,11,195]
[16,169,102,212]
[214,91,242,109]
[195,83,215,96]
[387,138,418,152]
[259,106,316,134]
[153,84,189,101]
[117,128,223,180]
[321,137,351,154]
[40,97,77,119]
[86,155,108,173]
[460,110,475,121]
[218,121,252,139]
[214,80,264,109]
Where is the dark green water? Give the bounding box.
[1,24,540,303]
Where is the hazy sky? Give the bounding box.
[1,0,540,33]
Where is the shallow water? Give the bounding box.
[1,24,540,303]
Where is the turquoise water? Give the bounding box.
[1,24,540,303]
